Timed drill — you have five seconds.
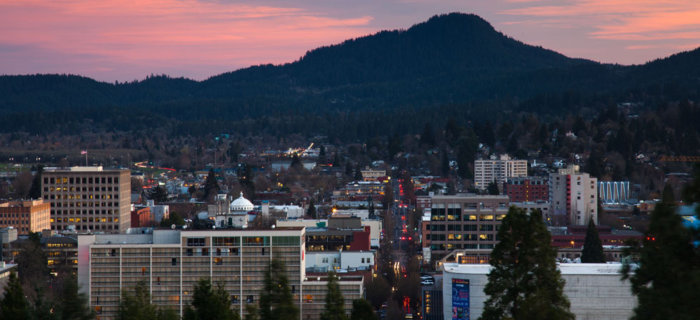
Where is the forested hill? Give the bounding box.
[1,13,700,135]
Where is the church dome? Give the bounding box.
[230,192,254,212]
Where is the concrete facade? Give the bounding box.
[422,194,509,260]
[42,166,131,233]
[474,155,527,190]
[550,165,598,226]
[78,228,363,320]
[442,263,636,320]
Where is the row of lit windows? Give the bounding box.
[44,176,120,185]
[52,209,118,215]
[429,233,494,241]
[46,193,118,200]
[51,217,118,223]
[431,214,505,221]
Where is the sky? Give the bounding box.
[1,0,699,82]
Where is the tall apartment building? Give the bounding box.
[549,165,598,226]
[503,177,549,203]
[0,199,51,234]
[42,166,130,233]
[421,194,509,262]
[77,228,363,320]
[473,155,527,190]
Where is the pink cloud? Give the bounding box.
[500,0,700,41]
[0,0,374,80]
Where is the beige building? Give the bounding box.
[0,199,51,234]
[473,155,527,190]
[77,227,363,320]
[360,167,386,182]
[549,165,598,226]
[42,166,130,233]
[421,194,509,263]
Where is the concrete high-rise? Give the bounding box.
[77,228,363,320]
[474,155,527,190]
[549,165,598,226]
[42,166,130,233]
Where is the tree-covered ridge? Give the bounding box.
[0,12,700,128]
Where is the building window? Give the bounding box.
[247,296,254,303]
[172,258,177,266]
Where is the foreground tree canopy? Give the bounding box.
[480,207,574,320]
[622,185,700,320]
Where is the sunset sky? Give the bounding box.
[1,0,699,82]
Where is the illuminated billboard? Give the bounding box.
[452,278,470,319]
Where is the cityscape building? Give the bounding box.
[77,227,363,320]
[42,166,130,233]
[549,165,598,226]
[0,199,51,234]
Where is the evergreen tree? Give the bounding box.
[307,199,317,219]
[456,131,477,179]
[28,165,44,199]
[57,274,94,320]
[32,286,57,320]
[622,185,700,320]
[486,181,499,195]
[16,232,49,295]
[353,164,363,181]
[290,154,302,170]
[201,168,220,203]
[119,281,158,320]
[350,299,377,320]
[367,197,376,219]
[259,259,298,320]
[581,218,605,263]
[441,150,450,177]
[184,278,239,320]
[0,271,30,320]
[480,207,573,320]
[321,272,347,320]
[149,186,168,203]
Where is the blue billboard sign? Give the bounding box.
[452,278,470,319]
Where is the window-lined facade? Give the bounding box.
[42,166,130,233]
[79,228,361,320]
[422,195,509,259]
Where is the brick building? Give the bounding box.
[0,199,51,234]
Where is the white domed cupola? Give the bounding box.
[230,192,254,212]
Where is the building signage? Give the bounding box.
[452,278,470,319]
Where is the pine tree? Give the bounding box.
[622,185,700,320]
[321,272,347,320]
[57,273,94,320]
[16,232,49,295]
[307,199,317,219]
[28,165,44,200]
[259,259,298,320]
[201,168,220,203]
[149,186,168,203]
[581,218,605,263]
[184,278,239,320]
[350,299,377,320]
[119,281,158,320]
[0,271,30,320]
[480,207,573,320]
[486,181,499,195]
